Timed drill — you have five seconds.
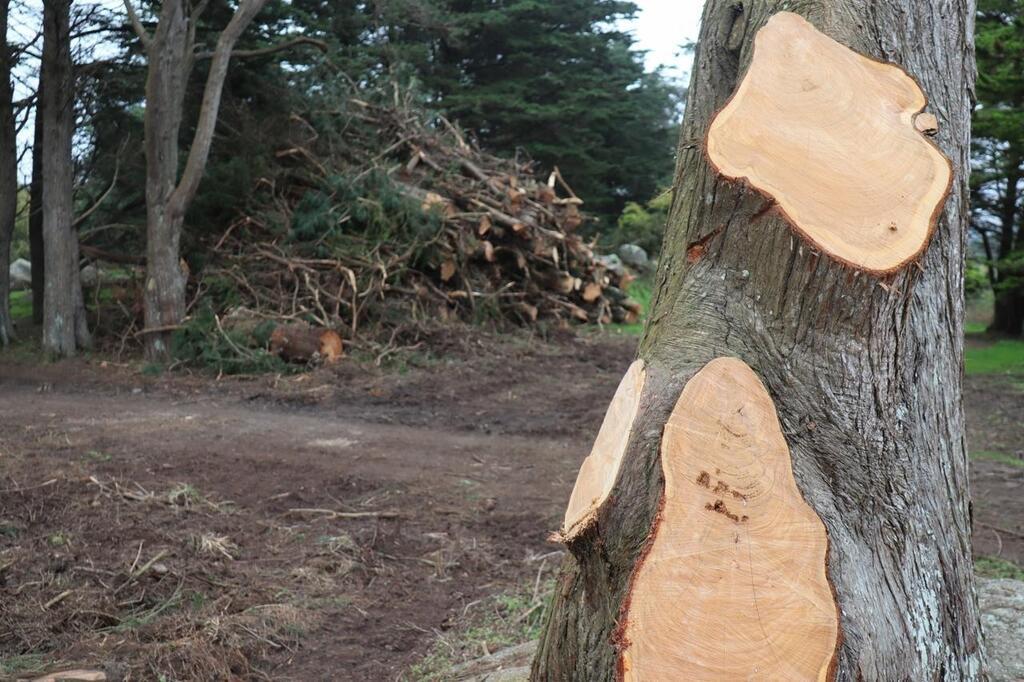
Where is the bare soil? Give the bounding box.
[1,330,1021,680]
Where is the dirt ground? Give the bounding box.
[1,330,1022,680]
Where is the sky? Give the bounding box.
[626,1,705,82]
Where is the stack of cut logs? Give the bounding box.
[210,94,643,361]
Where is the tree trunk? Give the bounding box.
[138,0,269,360]
[140,0,190,359]
[989,159,1022,335]
[41,0,89,356]
[29,76,45,325]
[991,287,1024,336]
[0,0,17,345]
[533,2,983,680]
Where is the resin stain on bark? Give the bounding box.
[706,12,952,274]
[618,357,839,680]
[559,359,646,541]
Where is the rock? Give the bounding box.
[10,258,31,290]
[979,577,1024,681]
[596,254,625,277]
[618,243,649,270]
[80,264,99,288]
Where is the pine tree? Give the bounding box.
[972,0,1024,334]
[424,0,679,223]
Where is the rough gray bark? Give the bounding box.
[0,0,16,345]
[41,0,90,356]
[127,0,270,359]
[532,1,983,680]
[29,79,45,325]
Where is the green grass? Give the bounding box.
[965,321,987,334]
[405,581,552,680]
[975,556,1024,581]
[964,339,1024,375]
[971,450,1024,469]
[0,653,55,676]
[9,290,31,320]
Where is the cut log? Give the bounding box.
[269,323,343,364]
[560,360,646,541]
[706,12,951,274]
[619,357,839,680]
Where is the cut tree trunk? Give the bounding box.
[533,3,982,680]
[0,0,16,345]
[40,0,89,356]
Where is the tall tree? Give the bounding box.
[124,0,272,359]
[29,79,45,325]
[972,0,1024,335]
[425,0,678,221]
[41,0,90,355]
[0,0,16,345]
[533,2,982,679]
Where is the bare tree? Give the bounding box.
[41,0,90,355]
[0,0,16,345]
[533,2,982,680]
[123,0,271,359]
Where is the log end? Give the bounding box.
[618,357,839,679]
[560,359,646,542]
[706,11,952,274]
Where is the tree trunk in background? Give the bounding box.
[29,80,45,325]
[133,0,269,360]
[41,0,89,355]
[0,0,16,345]
[141,0,190,360]
[990,160,1022,335]
[991,286,1024,335]
[532,1,982,680]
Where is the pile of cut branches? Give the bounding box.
[201,84,642,351]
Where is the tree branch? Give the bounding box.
[74,150,121,228]
[122,0,152,49]
[169,0,271,216]
[194,35,328,61]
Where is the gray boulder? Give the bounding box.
[597,253,625,277]
[618,243,650,270]
[979,577,1024,681]
[9,258,31,290]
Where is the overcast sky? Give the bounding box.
[626,1,704,81]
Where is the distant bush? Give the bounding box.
[965,259,992,301]
[608,189,672,256]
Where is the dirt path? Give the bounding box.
[1,333,1022,680]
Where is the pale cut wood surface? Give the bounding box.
[561,360,645,539]
[620,357,838,680]
[707,12,950,273]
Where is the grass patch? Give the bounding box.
[405,581,552,681]
[9,290,31,320]
[975,556,1024,581]
[964,338,1024,375]
[970,450,1024,469]
[964,321,987,334]
[0,653,55,676]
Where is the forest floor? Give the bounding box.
[1,328,1022,680]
